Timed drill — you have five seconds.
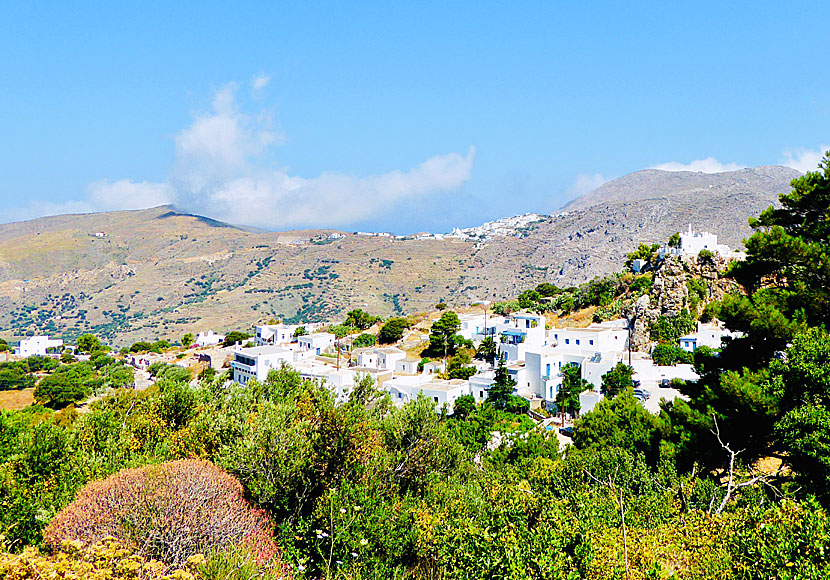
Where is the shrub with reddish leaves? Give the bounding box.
[44,459,284,569]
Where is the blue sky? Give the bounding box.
[1,1,828,233]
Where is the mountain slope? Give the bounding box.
[0,165,799,345]
[564,165,800,211]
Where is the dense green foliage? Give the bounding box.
[600,362,634,398]
[351,333,377,348]
[343,309,381,330]
[651,343,694,366]
[221,332,251,347]
[378,317,409,344]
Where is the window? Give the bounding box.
[479,391,483,398]
[576,339,580,345]
[590,339,594,345]
[554,334,558,339]
[565,339,569,344]
[546,363,550,376]
[433,396,439,403]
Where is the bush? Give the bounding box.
[353,333,377,348]
[44,459,282,567]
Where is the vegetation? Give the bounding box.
[600,362,635,398]
[378,317,409,344]
[2,158,830,578]
[352,333,377,348]
[344,309,381,330]
[222,331,251,347]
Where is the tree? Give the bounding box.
[487,359,517,410]
[625,243,659,270]
[293,326,307,338]
[34,369,93,407]
[475,336,498,364]
[572,390,663,465]
[435,302,447,311]
[428,311,462,359]
[379,318,410,344]
[76,333,101,354]
[651,344,693,366]
[557,364,590,423]
[445,352,477,380]
[0,338,9,353]
[222,331,251,347]
[600,362,634,398]
[0,361,35,390]
[668,232,681,248]
[181,333,194,348]
[344,309,381,330]
[453,394,476,419]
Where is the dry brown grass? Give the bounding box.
[0,387,35,410]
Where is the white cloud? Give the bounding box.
[2,82,476,229]
[200,147,476,228]
[252,74,270,94]
[780,145,829,174]
[566,173,608,198]
[652,157,745,173]
[87,179,175,211]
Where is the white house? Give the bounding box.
[548,321,628,352]
[496,313,547,362]
[395,357,421,375]
[679,322,741,352]
[382,375,470,413]
[353,346,406,371]
[457,313,488,341]
[16,336,63,358]
[254,324,301,346]
[519,319,629,406]
[231,346,293,385]
[194,330,225,347]
[298,332,336,355]
[298,364,356,401]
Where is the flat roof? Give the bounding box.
[234,345,291,356]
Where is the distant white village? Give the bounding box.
[9,228,741,421]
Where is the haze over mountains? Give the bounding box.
[0,165,800,345]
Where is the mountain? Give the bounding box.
[0,165,799,345]
[564,165,800,211]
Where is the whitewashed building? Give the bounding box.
[382,375,470,413]
[395,357,421,375]
[298,333,336,355]
[194,330,224,347]
[254,324,302,346]
[16,336,63,358]
[678,322,741,352]
[231,346,293,385]
[353,346,406,371]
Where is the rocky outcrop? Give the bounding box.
[628,254,742,351]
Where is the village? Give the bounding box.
[4,228,741,437]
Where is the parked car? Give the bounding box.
[559,426,574,437]
[633,388,650,400]
[632,379,641,388]
[660,378,672,388]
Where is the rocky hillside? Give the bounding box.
[0,165,799,345]
[564,165,800,211]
